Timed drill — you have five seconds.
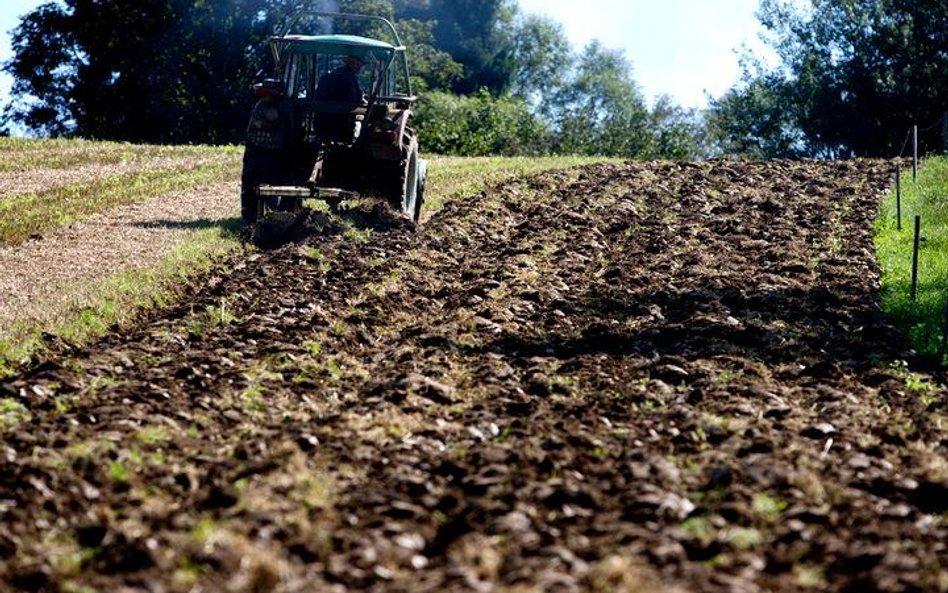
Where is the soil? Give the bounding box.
[2,159,947,593]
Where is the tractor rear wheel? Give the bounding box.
[241,145,293,227]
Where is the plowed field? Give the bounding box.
[3,160,947,593]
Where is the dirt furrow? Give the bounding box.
[1,160,946,593]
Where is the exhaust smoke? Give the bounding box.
[314,0,340,34]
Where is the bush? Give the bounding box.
[413,89,554,156]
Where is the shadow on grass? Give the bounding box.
[132,217,243,236]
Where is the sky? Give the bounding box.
[516,0,768,109]
[0,0,770,116]
[0,0,43,106]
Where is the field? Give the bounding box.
[1,143,947,593]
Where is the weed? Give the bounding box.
[301,247,332,273]
[206,298,237,327]
[905,372,934,394]
[135,425,172,446]
[715,370,744,384]
[680,517,711,540]
[752,492,788,522]
[0,398,30,429]
[61,583,99,593]
[344,226,373,245]
[728,527,763,549]
[107,460,130,483]
[297,473,336,509]
[301,340,323,356]
[190,516,218,545]
[793,565,827,588]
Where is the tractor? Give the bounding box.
[241,12,426,239]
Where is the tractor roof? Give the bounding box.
[274,34,401,60]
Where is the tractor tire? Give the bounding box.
[389,132,420,222]
[413,158,427,224]
[240,145,288,227]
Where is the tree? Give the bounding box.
[507,13,572,115]
[711,0,948,158]
[552,42,652,157]
[415,0,518,95]
[2,0,461,142]
[413,89,552,156]
[648,95,713,160]
[4,0,291,142]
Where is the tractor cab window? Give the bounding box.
[284,53,316,100]
[313,55,373,104]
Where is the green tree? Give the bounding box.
[553,42,652,157]
[711,0,948,158]
[4,0,291,142]
[413,89,552,156]
[648,95,713,160]
[507,13,572,115]
[416,0,518,94]
[389,18,463,93]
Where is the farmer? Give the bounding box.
[315,55,366,104]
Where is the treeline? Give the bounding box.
[6,0,948,159]
[710,0,948,158]
[2,0,705,158]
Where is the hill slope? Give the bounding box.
[3,159,945,593]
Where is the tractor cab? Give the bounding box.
[251,33,413,147]
[242,13,425,238]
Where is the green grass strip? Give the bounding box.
[875,156,948,361]
[0,142,225,173]
[0,156,241,245]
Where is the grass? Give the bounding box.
[0,155,241,245]
[0,144,613,375]
[875,156,948,361]
[0,137,223,172]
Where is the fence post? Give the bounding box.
[896,166,902,231]
[913,124,919,182]
[912,215,921,301]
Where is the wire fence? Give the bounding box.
[890,114,948,360]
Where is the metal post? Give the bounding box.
[913,124,918,182]
[896,166,902,231]
[911,215,921,301]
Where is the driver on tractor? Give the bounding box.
[315,55,367,104]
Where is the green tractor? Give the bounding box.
[242,12,426,238]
